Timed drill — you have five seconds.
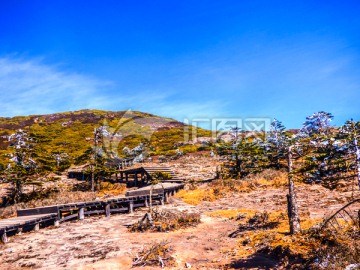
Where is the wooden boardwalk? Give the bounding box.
[0,183,184,243]
[119,166,183,186]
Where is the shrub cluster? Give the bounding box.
[130,209,201,232]
[132,240,176,268]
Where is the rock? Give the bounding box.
[345,264,360,270]
[185,262,192,268]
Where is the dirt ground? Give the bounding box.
[0,197,238,270]
[1,180,359,270]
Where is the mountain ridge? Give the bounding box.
[0,109,211,168]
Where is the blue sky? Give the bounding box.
[0,1,359,129]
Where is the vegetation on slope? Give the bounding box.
[0,109,211,169]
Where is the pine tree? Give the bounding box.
[266,118,289,169]
[77,126,117,191]
[5,130,38,203]
[297,111,338,186]
[339,119,360,187]
[216,128,268,178]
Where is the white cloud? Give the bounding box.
[0,57,112,116]
[0,56,228,124]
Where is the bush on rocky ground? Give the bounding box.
[227,209,360,269]
[130,209,201,232]
[176,169,288,206]
[132,240,176,268]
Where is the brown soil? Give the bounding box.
[1,180,359,269]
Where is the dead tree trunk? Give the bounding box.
[287,145,301,234]
[149,185,153,212]
[354,137,360,188]
[91,165,95,192]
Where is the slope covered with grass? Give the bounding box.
[0,109,211,168]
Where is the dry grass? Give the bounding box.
[212,169,288,194]
[232,210,317,257]
[242,169,288,188]
[227,209,360,269]
[97,182,126,197]
[177,169,288,206]
[175,188,217,205]
[205,209,256,219]
[132,240,176,268]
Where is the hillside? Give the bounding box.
[0,109,212,168]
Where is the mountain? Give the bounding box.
[0,109,211,168]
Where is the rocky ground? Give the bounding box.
[0,198,237,270]
[139,152,222,181]
[1,178,359,269]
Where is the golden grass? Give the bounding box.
[205,209,256,219]
[300,218,323,230]
[175,189,217,205]
[177,169,288,206]
[241,169,288,188]
[212,169,288,195]
[207,209,322,260]
[97,182,126,197]
[232,210,327,260]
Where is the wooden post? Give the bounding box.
[134,173,138,187]
[78,208,85,220]
[172,190,176,196]
[160,196,164,206]
[141,171,145,184]
[1,232,8,244]
[91,169,95,192]
[34,223,40,231]
[17,227,22,235]
[129,201,134,213]
[164,192,169,203]
[144,199,149,207]
[105,204,111,218]
[54,220,60,227]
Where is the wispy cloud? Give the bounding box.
[0,57,227,124]
[0,56,113,116]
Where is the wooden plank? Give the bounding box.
[17,206,59,217]
[133,203,146,208]
[84,210,105,215]
[60,213,78,222]
[125,183,183,197]
[0,214,57,234]
[110,208,128,213]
